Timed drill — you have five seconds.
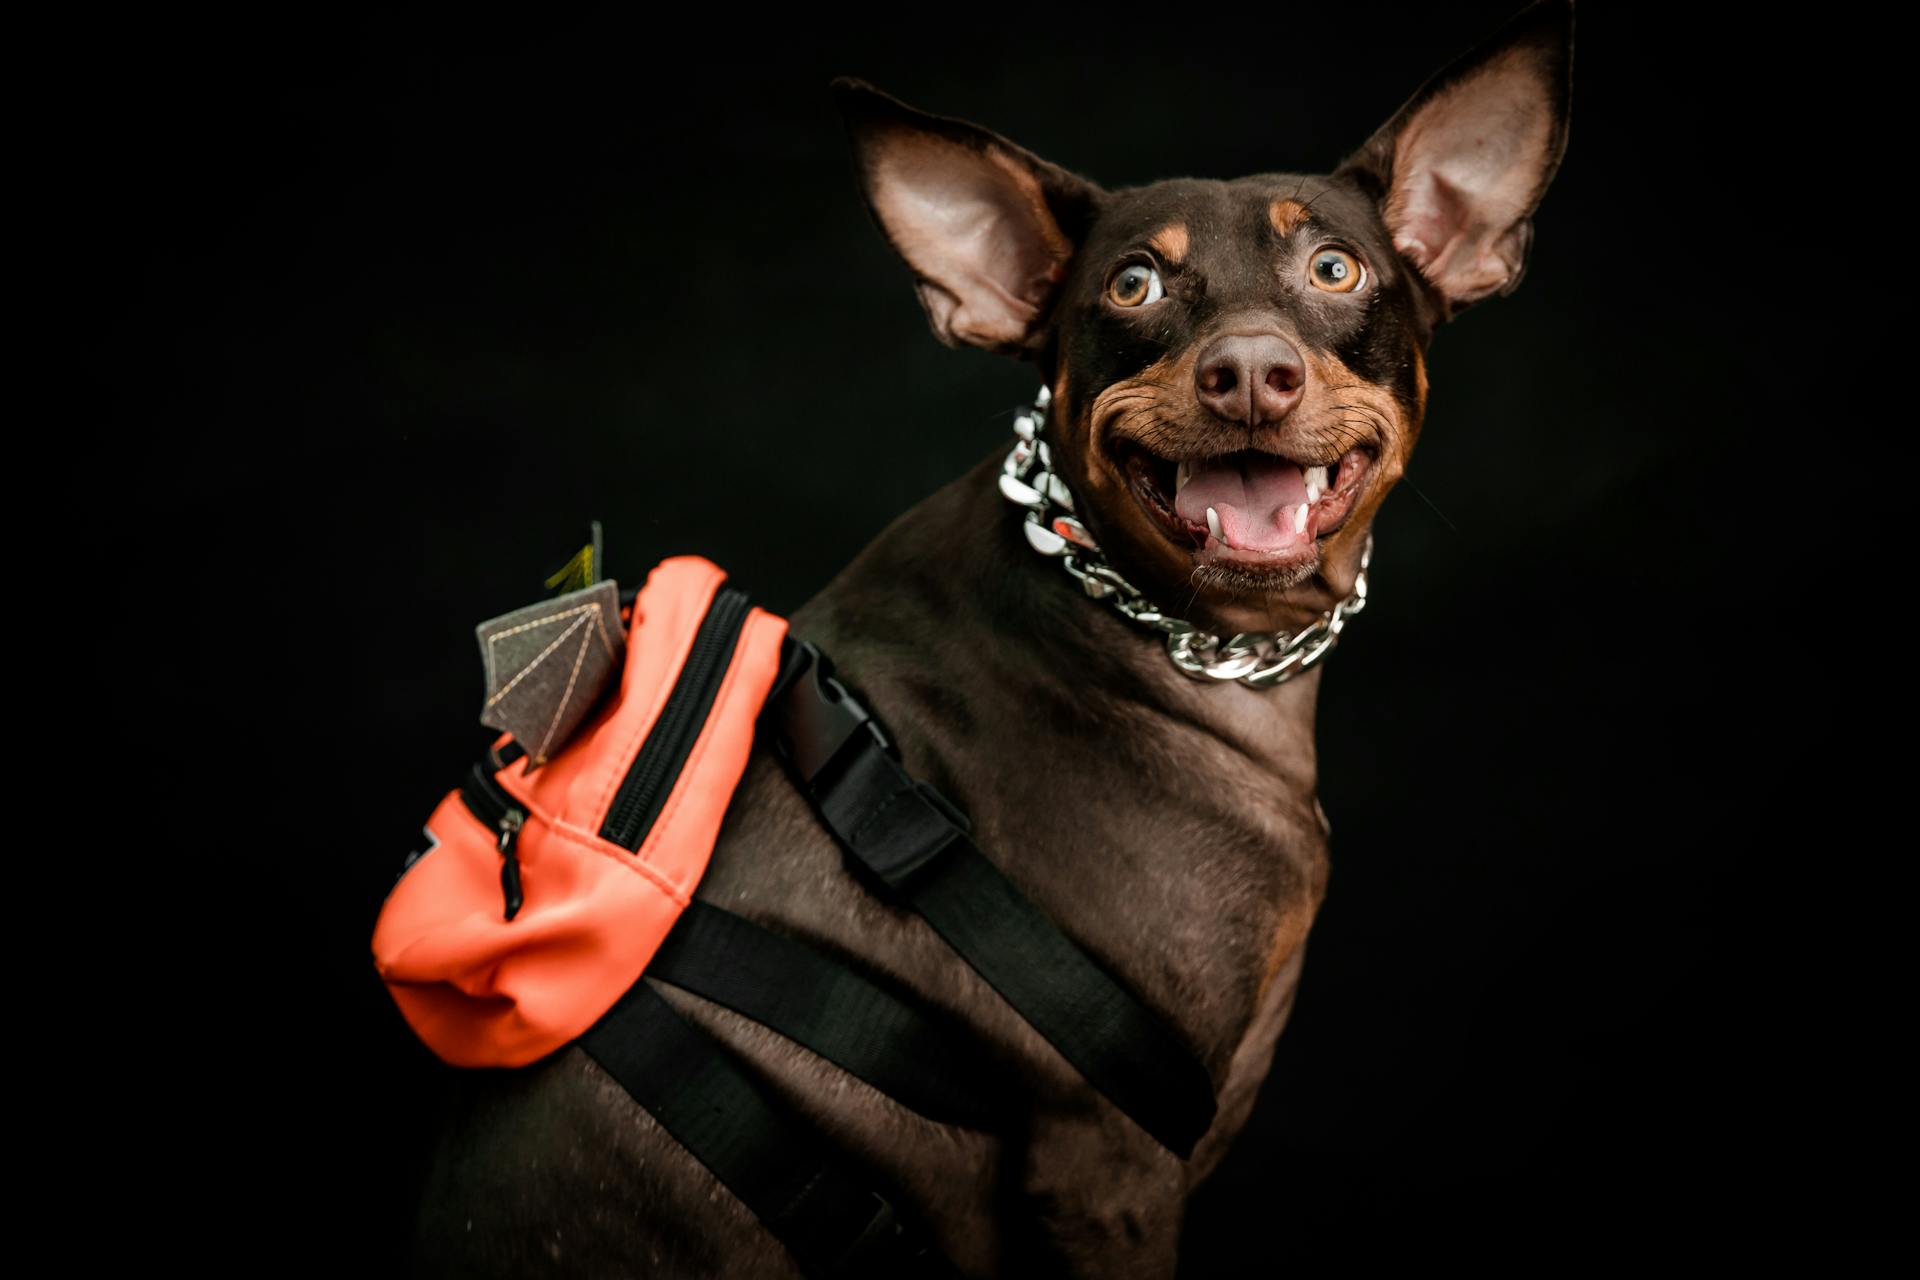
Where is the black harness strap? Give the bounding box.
[646,899,1007,1130]
[766,640,1219,1159]
[545,623,1213,1274]
[579,977,960,1280]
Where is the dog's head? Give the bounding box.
[832,0,1572,635]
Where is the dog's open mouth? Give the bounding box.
[1117,441,1377,567]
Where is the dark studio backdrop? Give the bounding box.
[120,1,1828,1270]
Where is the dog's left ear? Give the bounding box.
[1334,0,1574,323]
[830,77,1104,357]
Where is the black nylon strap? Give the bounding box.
[646,900,1007,1130]
[578,978,961,1280]
[766,641,1219,1158]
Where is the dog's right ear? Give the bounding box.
[830,78,1104,358]
[1333,0,1574,324]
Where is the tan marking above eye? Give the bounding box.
[1148,223,1189,263]
[1270,198,1311,236]
[1308,247,1365,294]
[1107,262,1165,308]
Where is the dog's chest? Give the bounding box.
[754,611,1331,1061]
[954,697,1330,1069]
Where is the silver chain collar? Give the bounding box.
[997,383,1373,689]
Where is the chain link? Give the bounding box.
[1000,384,1374,689]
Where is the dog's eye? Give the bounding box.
[1107,263,1165,308]
[1309,248,1365,294]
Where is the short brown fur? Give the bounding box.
[413,5,1576,1274]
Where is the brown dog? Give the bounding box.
[413,2,1573,1274]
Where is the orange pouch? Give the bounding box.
[370,555,788,1067]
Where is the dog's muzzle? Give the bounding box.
[998,383,1374,689]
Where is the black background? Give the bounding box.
[118,2,1827,1271]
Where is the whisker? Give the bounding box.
[1401,472,1458,534]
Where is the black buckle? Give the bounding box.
[768,639,896,785]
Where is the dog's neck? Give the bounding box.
[787,443,1334,1074]
[794,443,1330,781]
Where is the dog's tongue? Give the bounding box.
[1174,453,1309,551]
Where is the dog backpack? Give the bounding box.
[371,554,787,1066]
[371,549,1219,1277]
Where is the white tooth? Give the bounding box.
[1206,505,1223,542]
[1177,461,1192,489]
[1292,503,1309,534]
[1306,466,1327,503]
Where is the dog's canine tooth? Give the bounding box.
[1206,505,1222,542]
[1292,503,1309,535]
[1177,460,1192,490]
[1305,466,1327,503]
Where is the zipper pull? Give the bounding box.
[497,808,526,921]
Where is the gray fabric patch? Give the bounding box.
[476,579,626,768]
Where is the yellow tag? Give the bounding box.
[543,520,605,594]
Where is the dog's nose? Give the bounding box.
[1193,333,1305,427]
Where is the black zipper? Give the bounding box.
[599,585,751,850]
[460,762,527,920]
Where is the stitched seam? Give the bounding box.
[490,772,555,827]
[849,789,909,848]
[488,602,600,643]
[531,619,595,762]
[483,602,618,702]
[771,1165,831,1226]
[851,788,942,854]
[592,604,620,659]
[485,609,593,708]
[549,816,691,908]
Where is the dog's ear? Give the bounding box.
[1334,0,1573,323]
[830,77,1104,357]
